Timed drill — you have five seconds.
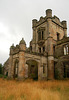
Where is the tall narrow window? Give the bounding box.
[64,44,69,55]
[38,32,41,41]
[57,33,59,41]
[67,66,69,78]
[43,46,45,52]
[64,46,66,55]
[42,31,44,40]
[66,45,68,54]
[14,61,19,78]
[38,30,44,41]
[30,46,32,51]
[53,45,55,55]
[15,63,18,76]
[39,48,41,53]
[64,64,66,78]
[43,64,45,73]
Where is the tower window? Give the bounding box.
[57,33,59,41]
[39,48,41,53]
[42,31,44,40]
[38,30,44,41]
[43,46,45,52]
[64,44,69,55]
[38,32,41,41]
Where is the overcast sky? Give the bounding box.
[0,0,69,64]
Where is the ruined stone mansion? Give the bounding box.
[4,9,69,80]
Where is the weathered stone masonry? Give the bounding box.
[4,9,69,80]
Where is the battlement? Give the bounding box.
[32,9,67,29]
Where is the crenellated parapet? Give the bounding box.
[32,9,67,30]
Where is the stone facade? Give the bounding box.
[4,9,69,80]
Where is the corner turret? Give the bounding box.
[32,19,37,28]
[61,20,67,29]
[10,44,14,55]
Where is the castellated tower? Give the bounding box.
[31,9,67,80]
[4,9,69,80]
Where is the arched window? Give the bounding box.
[14,60,19,78]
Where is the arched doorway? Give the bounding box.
[26,60,38,80]
[14,60,19,78]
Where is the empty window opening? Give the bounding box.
[31,65,35,67]
[39,48,41,53]
[43,64,45,73]
[53,45,55,55]
[42,31,44,40]
[38,32,41,41]
[38,30,44,41]
[43,46,45,52]
[6,72,8,76]
[64,44,69,55]
[30,46,32,51]
[63,64,69,78]
[64,64,66,78]
[57,33,59,41]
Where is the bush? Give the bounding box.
[0,63,3,74]
[0,74,3,78]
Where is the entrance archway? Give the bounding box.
[26,60,38,80]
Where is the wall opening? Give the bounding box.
[64,44,69,55]
[57,33,60,41]
[26,60,38,80]
[14,60,19,78]
[63,63,69,78]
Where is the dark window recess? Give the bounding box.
[30,46,32,51]
[64,64,66,78]
[53,45,55,54]
[42,31,44,40]
[38,32,41,41]
[43,46,45,52]
[31,65,35,67]
[57,33,59,41]
[67,67,69,78]
[6,72,8,76]
[38,30,44,41]
[39,48,41,53]
[43,64,45,73]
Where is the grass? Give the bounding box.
[0,78,69,100]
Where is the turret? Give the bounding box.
[10,44,14,55]
[61,20,67,29]
[61,20,67,37]
[46,9,52,18]
[19,38,26,51]
[32,19,37,28]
